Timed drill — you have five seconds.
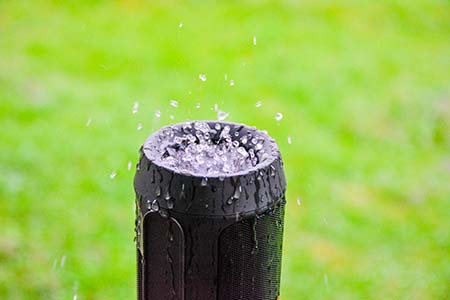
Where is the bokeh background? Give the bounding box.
[1,1,449,299]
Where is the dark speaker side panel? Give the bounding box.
[139,213,185,300]
[217,204,285,300]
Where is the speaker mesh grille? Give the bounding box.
[217,204,285,300]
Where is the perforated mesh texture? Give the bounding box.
[217,203,285,300]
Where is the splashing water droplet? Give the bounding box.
[132,101,139,114]
[255,101,262,108]
[86,117,92,127]
[275,112,283,121]
[199,74,207,82]
[287,136,292,144]
[217,110,229,121]
[229,80,235,86]
[170,100,178,108]
[155,110,161,118]
[253,35,257,46]
[127,161,132,171]
[110,171,117,179]
[60,255,67,268]
[296,196,302,205]
[137,123,142,131]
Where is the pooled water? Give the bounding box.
[149,121,271,176]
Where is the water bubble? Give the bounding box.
[253,35,257,46]
[127,161,132,171]
[255,101,262,108]
[199,74,207,82]
[155,110,161,118]
[86,117,92,127]
[287,136,292,144]
[275,112,283,121]
[132,101,139,114]
[137,123,142,131]
[110,170,117,179]
[217,110,229,121]
[229,80,235,86]
[170,100,179,108]
[296,196,302,206]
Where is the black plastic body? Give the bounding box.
[134,121,287,300]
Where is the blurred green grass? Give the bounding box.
[0,1,449,299]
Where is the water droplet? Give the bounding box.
[137,123,142,131]
[229,80,235,86]
[296,196,302,206]
[255,101,262,108]
[110,170,117,179]
[151,200,159,211]
[127,161,132,171]
[275,112,283,121]
[169,115,174,120]
[178,22,183,28]
[60,255,67,268]
[270,165,276,177]
[253,35,257,46]
[195,102,201,109]
[86,117,92,127]
[287,136,292,144]
[217,110,229,121]
[201,177,208,186]
[170,100,178,108]
[132,101,139,114]
[199,74,207,82]
[155,186,161,197]
[155,110,161,118]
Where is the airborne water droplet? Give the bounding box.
[132,101,139,114]
[199,74,207,82]
[110,170,117,179]
[287,136,292,144]
[155,110,161,118]
[229,80,235,86]
[195,102,201,109]
[217,110,229,121]
[170,100,179,108]
[253,35,257,46]
[127,161,132,171]
[178,22,183,28]
[275,112,283,121]
[137,123,142,131]
[296,196,302,206]
[255,101,262,108]
[86,117,92,127]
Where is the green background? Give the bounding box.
[0,1,449,299]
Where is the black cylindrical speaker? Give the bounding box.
[134,121,286,300]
